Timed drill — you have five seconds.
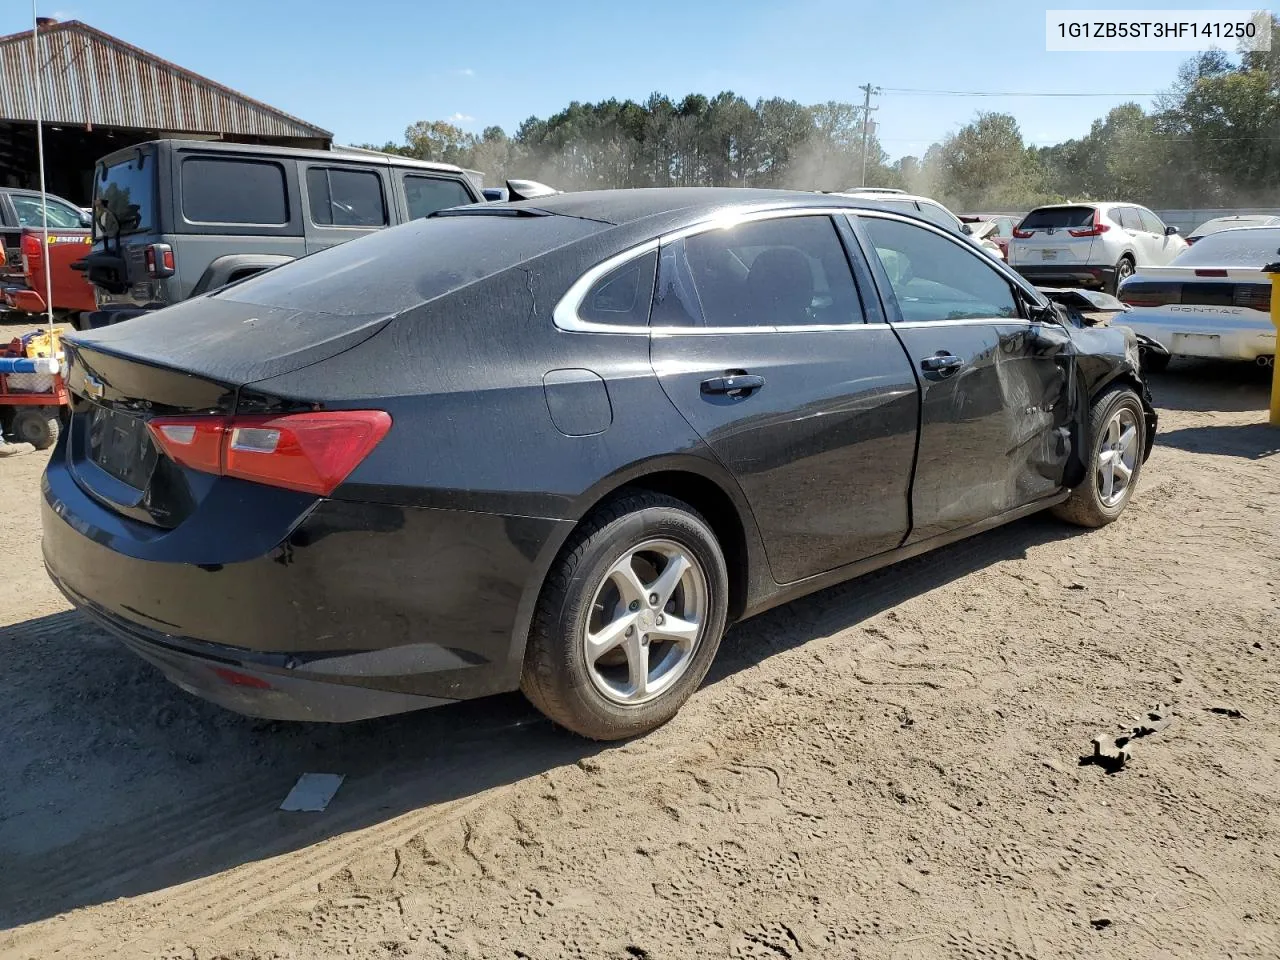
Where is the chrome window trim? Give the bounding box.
[552,205,1045,336]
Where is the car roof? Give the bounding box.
[835,190,948,206]
[500,187,880,227]
[96,138,468,175]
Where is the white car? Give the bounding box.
[835,190,1004,260]
[1187,214,1280,246]
[1009,202,1188,293]
[1116,226,1278,369]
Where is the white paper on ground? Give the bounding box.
[280,773,345,812]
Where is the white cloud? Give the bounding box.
[454,68,476,78]
[449,112,476,124]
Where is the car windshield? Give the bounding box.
[217,211,606,316]
[1020,206,1095,230]
[1171,227,1280,268]
[95,153,154,237]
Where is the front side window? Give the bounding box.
[1137,208,1164,234]
[11,195,84,229]
[652,215,863,328]
[183,158,288,225]
[403,175,474,220]
[859,215,1018,323]
[307,167,388,227]
[915,201,961,232]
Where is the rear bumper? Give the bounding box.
[1013,264,1114,289]
[41,439,573,721]
[3,287,45,313]
[1117,311,1276,361]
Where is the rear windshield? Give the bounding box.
[94,152,154,237]
[1020,206,1095,230]
[216,212,606,316]
[1172,227,1280,268]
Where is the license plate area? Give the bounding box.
[1040,249,1060,261]
[86,404,157,490]
[1172,333,1222,357]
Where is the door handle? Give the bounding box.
[920,353,964,374]
[701,374,765,395]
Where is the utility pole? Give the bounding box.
[858,83,880,188]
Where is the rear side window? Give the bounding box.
[653,215,863,328]
[183,158,288,225]
[403,175,474,220]
[580,250,658,327]
[1020,206,1096,230]
[307,167,388,227]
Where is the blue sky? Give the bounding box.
[2,0,1252,159]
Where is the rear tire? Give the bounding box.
[1053,385,1145,528]
[521,492,729,741]
[11,407,60,450]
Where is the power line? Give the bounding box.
[882,86,1164,98]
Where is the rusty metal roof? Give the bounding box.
[0,20,331,140]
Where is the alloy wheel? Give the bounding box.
[583,538,708,705]
[1097,407,1139,507]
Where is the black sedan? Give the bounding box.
[43,189,1157,740]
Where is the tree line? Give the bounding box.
[365,19,1280,212]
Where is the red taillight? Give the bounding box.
[1068,211,1111,238]
[145,243,175,278]
[20,233,41,258]
[1194,269,1228,277]
[147,410,391,495]
[1012,228,1033,239]
[1185,236,1199,246]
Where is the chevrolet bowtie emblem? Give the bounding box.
[84,374,105,400]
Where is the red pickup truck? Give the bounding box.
[2,227,96,327]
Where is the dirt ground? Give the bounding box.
[1,352,1277,960]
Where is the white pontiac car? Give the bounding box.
[1187,214,1280,246]
[1116,226,1279,370]
[1009,202,1188,293]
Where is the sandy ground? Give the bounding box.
[1,352,1278,960]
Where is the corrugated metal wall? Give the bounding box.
[0,21,329,140]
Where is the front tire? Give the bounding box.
[521,492,729,741]
[1053,385,1146,528]
[1110,255,1135,295]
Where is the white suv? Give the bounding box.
[1008,202,1187,293]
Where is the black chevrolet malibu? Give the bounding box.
[43,189,1157,740]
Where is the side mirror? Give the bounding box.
[1165,225,1180,236]
[79,210,93,228]
[959,222,973,235]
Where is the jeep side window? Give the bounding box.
[403,175,474,220]
[307,168,388,227]
[182,158,288,225]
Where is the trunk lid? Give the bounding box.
[62,296,393,527]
